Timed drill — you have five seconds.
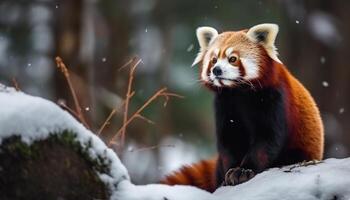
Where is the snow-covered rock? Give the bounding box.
[1,84,349,200]
[0,84,129,198]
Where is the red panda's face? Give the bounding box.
[193,24,281,88]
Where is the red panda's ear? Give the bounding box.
[246,23,281,63]
[192,27,218,67]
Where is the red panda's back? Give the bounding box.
[282,67,324,160]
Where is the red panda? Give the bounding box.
[161,23,324,192]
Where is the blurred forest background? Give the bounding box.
[0,0,349,184]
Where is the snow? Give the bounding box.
[114,181,213,200]
[116,159,350,200]
[320,56,326,64]
[0,84,130,197]
[322,81,329,87]
[1,84,350,200]
[213,159,350,200]
[308,12,341,47]
[187,43,194,52]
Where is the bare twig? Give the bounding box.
[109,87,183,147]
[98,109,117,136]
[135,114,155,125]
[11,77,20,91]
[97,80,136,137]
[55,56,90,129]
[119,58,142,147]
[118,56,138,71]
[128,144,175,152]
[57,99,80,121]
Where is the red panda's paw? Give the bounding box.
[223,167,255,186]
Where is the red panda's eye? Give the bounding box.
[212,57,217,64]
[228,56,237,64]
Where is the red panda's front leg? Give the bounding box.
[222,146,270,186]
[224,134,287,186]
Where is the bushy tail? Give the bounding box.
[160,158,217,192]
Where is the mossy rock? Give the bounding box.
[0,131,110,200]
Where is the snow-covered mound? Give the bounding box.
[0,84,130,197]
[115,159,350,200]
[214,159,350,200]
[1,84,349,200]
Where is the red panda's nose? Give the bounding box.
[213,66,223,76]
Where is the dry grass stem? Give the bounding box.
[97,109,117,136]
[11,77,20,91]
[57,100,81,121]
[118,57,138,71]
[119,58,142,147]
[109,87,182,147]
[135,114,155,125]
[55,56,90,129]
[129,144,175,152]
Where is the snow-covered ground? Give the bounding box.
[1,83,350,200]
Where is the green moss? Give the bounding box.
[0,130,112,199]
[4,136,33,158]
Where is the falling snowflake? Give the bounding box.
[322,81,329,87]
[102,57,107,62]
[229,119,234,123]
[296,20,300,24]
[127,146,134,152]
[320,56,326,64]
[145,28,148,33]
[85,107,90,111]
[187,44,194,52]
[55,5,59,9]
[339,108,345,114]
[27,63,32,67]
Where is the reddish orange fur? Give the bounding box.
[161,27,324,192]
[160,158,217,192]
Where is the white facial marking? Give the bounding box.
[240,57,259,80]
[209,58,240,86]
[221,79,233,86]
[213,48,220,57]
[225,47,234,57]
[213,79,221,86]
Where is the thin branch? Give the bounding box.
[118,56,138,71]
[11,77,20,91]
[97,87,135,137]
[97,109,117,136]
[107,57,184,148]
[161,92,185,98]
[160,92,184,107]
[55,57,90,129]
[120,58,142,147]
[129,144,175,152]
[109,87,183,147]
[57,100,80,121]
[135,114,155,125]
